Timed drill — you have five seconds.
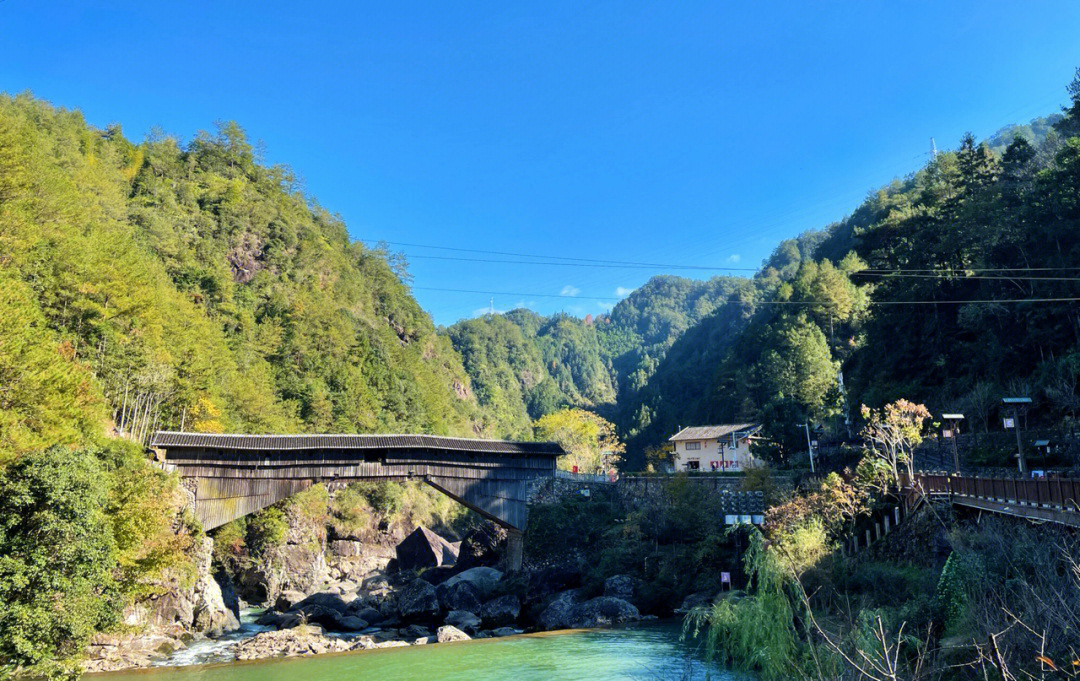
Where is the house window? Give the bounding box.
[686,460,700,471]
[685,441,701,451]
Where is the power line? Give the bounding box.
[365,240,760,272]
[412,285,1080,307]
[365,239,1080,276]
[413,286,622,301]
[854,272,1080,281]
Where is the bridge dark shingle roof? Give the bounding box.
[150,431,564,456]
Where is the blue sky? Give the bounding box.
[2,2,1079,325]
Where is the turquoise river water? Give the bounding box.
[92,623,747,681]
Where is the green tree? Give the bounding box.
[0,447,121,676]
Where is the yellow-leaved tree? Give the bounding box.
[533,408,624,474]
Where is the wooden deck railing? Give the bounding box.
[905,471,1080,520]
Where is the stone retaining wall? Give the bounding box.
[528,473,792,517]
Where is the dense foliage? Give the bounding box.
[0,94,493,462]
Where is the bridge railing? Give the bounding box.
[907,471,1080,512]
[554,469,619,484]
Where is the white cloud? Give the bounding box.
[726,254,742,264]
[560,285,581,297]
[615,286,633,297]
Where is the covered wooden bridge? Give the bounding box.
[150,431,564,568]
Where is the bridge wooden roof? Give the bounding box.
[150,431,565,456]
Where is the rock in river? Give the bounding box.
[444,609,482,634]
[397,578,440,621]
[396,526,458,570]
[480,594,520,628]
[439,566,503,600]
[234,626,356,660]
[437,625,471,643]
[436,578,482,613]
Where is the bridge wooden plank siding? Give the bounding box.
[906,471,1080,527]
[150,432,564,538]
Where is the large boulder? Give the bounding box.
[275,590,309,612]
[397,579,440,621]
[396,527,458,571]
[567,597,640,628]
[603,575,638,602]
[337,615,369,632]
[291,591,352,615]
[437,625,471,643]
[436,579,482,613]
[480,594,520,628]
[351,605,383,625]
[457,522,507,570]
[537,589,582,630]
[445,610,482,634]
[420,564,458,586]
[676,592,714,613]
[439,567,504,600]
[527,565,583,601]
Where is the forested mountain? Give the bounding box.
[443,275,753,442]
[0,94,496,464]
[612,76,1080,466]
[598,275,753,402]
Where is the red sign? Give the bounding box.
[572,465,578,474]
[710,460,719,470]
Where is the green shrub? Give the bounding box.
[355,481,406,517]
[212,519,249,576]
[933,551,984,636]
[246,507,288,555]
[0,447,122,677]
[284,484,329,523]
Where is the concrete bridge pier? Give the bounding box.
[504,529,524,571]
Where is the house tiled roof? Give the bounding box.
[668,424,760,442]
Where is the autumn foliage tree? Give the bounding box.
[859,399,931,488]
[533,408,624,474]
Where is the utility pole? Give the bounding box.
[801,423,815,474]
[1002,397,1032,474]
[931,137,938,157]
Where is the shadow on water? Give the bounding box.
[91,621,751,681]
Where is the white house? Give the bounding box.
[668,424,762,473]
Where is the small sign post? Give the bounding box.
[720,571,731,590]
[942,413,965,474]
